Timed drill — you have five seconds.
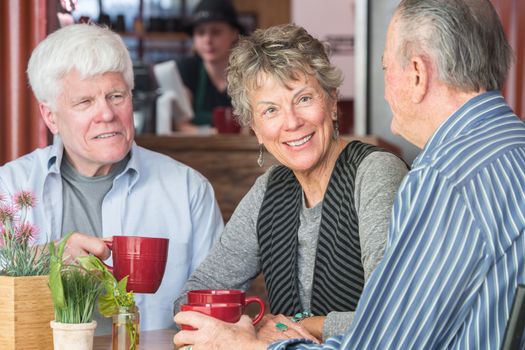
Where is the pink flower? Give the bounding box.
[15,222,39,243]
[14,191,36,209]
[0,203,16,225]
[0,193,6,203]
[0,189,46,277]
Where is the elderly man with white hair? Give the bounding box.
[0,23,223,334]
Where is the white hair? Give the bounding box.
[27,24,134,110]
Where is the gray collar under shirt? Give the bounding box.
[60,155,129,238]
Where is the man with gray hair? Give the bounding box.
[0,23,223,333]
[173,0,525,349]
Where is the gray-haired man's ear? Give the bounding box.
[410,55,430,104]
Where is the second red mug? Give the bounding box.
[180,303,243,330]
[187,289,265,325]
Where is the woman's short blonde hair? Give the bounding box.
[226,24,343,127]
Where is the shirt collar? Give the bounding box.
[113,142,141,195]
[46,136,65,174]
[45,137,141,190]
[413,91,508,167]
[119,142,140,183]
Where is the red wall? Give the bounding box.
[0,0,50,166]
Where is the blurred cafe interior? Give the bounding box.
[0,0,524,222]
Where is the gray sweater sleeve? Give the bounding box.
[173,171,271,317]
[322,151,408,339]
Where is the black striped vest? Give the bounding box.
[257,141,384,315]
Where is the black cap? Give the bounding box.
[184,0,245,35]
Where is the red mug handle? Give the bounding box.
[100,241,114,274]
[245,296,266,325]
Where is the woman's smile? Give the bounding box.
[283,133,314,147]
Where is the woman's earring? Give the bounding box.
[332,114,340,140]
[257,144,265,167]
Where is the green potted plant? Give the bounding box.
[48,233,140,350]
[48,236,140,350]
[48,233,104,350]
[0,190,53,350]
[77,255,139,350]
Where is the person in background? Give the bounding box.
[173,23,408,343]
[0,23,223,334]
[173,0,525,349]
[175,0,243,132]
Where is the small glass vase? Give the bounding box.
[112,306,140,350]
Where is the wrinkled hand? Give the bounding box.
[256,314,320,344]
[174,312,267,350]
[62,232,111,261]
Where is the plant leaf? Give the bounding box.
[48,232,73,309]
[117,276,128,293]
[98,290,118,317]
[76,254,135,316]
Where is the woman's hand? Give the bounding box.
[174,312,267,350]
[255,314,320,344]
[296,316,325,341]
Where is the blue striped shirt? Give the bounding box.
[268,91,525,350]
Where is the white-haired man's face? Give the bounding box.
[40,70,134,176]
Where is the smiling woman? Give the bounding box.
[173,23,409,345]
[248,73,339,189]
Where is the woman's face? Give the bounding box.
[193,21,238,64]
[250,73,338,175]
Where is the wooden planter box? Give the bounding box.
[0,275,54,350]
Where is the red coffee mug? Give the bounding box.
[212,107,241,134]
[104,236,169,293]
[180,303,243,330]
[187,289,265,325]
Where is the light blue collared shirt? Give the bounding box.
[0,138,224,332]
[269,91,525,349]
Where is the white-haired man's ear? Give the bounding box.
[39,103,59,135]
